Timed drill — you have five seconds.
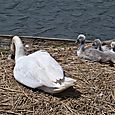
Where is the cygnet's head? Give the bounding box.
[111,42,115,52]
[92,39,102,49]
[76,34,86,44]
[111,42,115,48]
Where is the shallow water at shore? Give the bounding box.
[0,0,115,40]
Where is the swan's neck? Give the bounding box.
[78,44,85,53]
[15,44,25,61]
[80,42,85,50]
[98,46,103,51]
[12,38,25,61]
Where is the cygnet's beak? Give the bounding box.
[92,43,95,47]
[75,39,79,44]
[92,43,97,49]
[113,46,115,52]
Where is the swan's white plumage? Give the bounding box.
[14,50,64,88]
[11,36,76,93]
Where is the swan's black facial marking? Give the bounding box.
[10,53,15,60]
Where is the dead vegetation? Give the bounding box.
[0,37,115,115]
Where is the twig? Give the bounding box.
[61,102,75,114]
[15,109,34,113]
[0,110,19,115]
[0,52,4,58]
[111,88,115,101]
[0,87,22,93]
[33,106,35,115]
[65,105,74,113]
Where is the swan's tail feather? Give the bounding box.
[53,77,76,93]
[41,77,76,94]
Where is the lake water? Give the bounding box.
[0,0,115,40]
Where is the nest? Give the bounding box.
[0,37,115,115]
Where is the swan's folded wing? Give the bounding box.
[14,55,64,88]
[28,50,64,83]
[14,57,44,88]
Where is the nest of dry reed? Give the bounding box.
[0,37,115,115]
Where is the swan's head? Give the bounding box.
[92,39,102,49]
[76,34,86,44]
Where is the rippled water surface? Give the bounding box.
[0,0,115,40]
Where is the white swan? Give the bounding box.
[11,36,76,94]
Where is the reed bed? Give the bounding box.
[0,37,115,115]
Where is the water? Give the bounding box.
[0,0,115,40]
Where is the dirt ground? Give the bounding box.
[0,37,115,115]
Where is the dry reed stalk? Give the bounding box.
[0,38,115,115]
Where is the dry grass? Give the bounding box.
[0,37,115,115]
